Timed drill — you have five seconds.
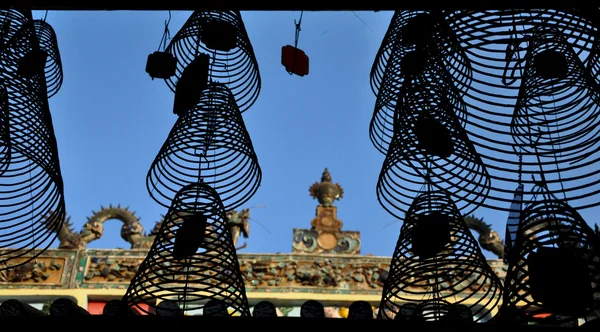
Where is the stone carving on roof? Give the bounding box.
[44,205,253,251]
[309,168,344,207]
[296,169,362,255]
[0,249,507,298]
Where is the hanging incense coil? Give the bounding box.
[370,11,421,97]
[378,190,502,322]
[0,10,66,270]
[509,27,600,206]
[32,19,63,99]
[165,10,260,113]
[123,182,250,317]
[501,187,600,324]
[371,9,600,211]
[369,10,472,155]
[147,83,261,210]
[376,61,490,217]
[0,9,30,46]
[370,11,472,97]
[438,9,600,211]
[0,83,9,176]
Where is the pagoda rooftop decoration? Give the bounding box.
[293,168,361,255]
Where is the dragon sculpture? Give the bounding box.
[47,204,150,250]
[46,205,252,251]
[463,214,504,259]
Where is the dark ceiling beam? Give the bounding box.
[0,0,595,11]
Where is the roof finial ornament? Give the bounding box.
[309,168,344,207]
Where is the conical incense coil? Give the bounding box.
[147,83,261,211]
[0,9,30,46]
[370,11,472,98]
[508,27,600,205]
[370,11,472,155]
[430,9,600,211]
[32,19,63,99]
[512,26,600,155]
[501,187,600,324]
[378,190,502,322]
[123,182,250,317]
[0,10,66,271]
[0,83,9,176]
[376,65,489,217]
[370,11,424,97]
[165,10,260,113]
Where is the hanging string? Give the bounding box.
[287,11,304,76]
[157,11,172,52]
[43,10,48,22]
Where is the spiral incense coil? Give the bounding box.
[586,36,600,86]
[436,9,600,211]
[0,9,30,46]
[147,83,261,211]
[511,26,600,155]
[501,188,600,324]
[506,28,600,208]
[371,9,600,211]
[0,10,66,270]
[369,11,472,155]
[376,68,490,217]
[370,11,423,97]
[370,11,472,98]
[165,10,260,113]
[378,190,502,322]
[0,83,9,176]
[32,19,63,99]
[123,182,250,317]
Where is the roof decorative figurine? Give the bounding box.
[294,169,360,255]
[309,168,344,207]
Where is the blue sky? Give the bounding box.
[31,10,599,258]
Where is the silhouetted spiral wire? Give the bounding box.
[0,9,65,270]
[32,19,63,99]
[124,182,250,317]
[378,190,502,322]
[501,186,600,324]
[369,10,472,155]
[376,50,489,217]
[0,83,9,176]
[165,10,260,113]
[509,26,600,206]
[147,83,261,211]
[372,9,600,212]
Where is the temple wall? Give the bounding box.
[0,248,507,315]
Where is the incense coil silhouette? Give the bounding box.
[0,83,9,176]
[165,10,260,113]
[511,27,600,154]
[501,191,600,324]
[509,27,600,206]
[123,182,250,317]
[0,11,65,270]
[33,19,63,99]
[378,190,502,322]
[147,83,261,211]
[429,9,600,211]
[370,11,423,97]
[0,9,30,45]
[376,62,489,217]
[369,11,472,155]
